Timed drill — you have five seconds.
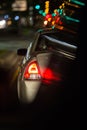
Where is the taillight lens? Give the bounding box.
[42,68,61,82]
[23,60,61,82]
[23,61,41,80]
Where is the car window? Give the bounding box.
[35,35,54,51]
[35,31,78,53]
[45,31,79,46]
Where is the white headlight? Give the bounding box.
[0,19,6,29]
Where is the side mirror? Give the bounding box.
[17,48,27,56]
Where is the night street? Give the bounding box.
[0,28,80,129]
[0,0,86,129]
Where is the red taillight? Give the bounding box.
[23,61,61,82]
[42,68,61,83]
[42,68,53,80]
[29,63,38,74]
[24,61,41,80]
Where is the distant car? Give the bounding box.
[17,27,79,104]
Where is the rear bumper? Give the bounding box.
[17,79,65,105]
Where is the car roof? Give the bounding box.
[37,27,78,34]
[36,27,79,45]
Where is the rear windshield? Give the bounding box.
[35,31,79,53]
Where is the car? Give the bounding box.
[17,27,79,105]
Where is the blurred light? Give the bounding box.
[45,14,52,20]
[0,20,6,29]
[65,16,80,22]
[59,5,62,9]
[48,18,51,22]
[12,0,27,11]
[52,13,56,17]
[35,5,40,10]
[44,20,48,25]
[70,0,85,6]
[55,17,60,23]
[54,9,58,13]
[58,9,63,15]
[65,1,80,8]
[45,1,49,7]
[62,3,65,8]
[29,6,33,11]
[42,12,46,16]
[52,26,55,29]
[55,25,64,30]
[45,8,49,14]
[52,20,55,25]
[7,20,12,25]
[42,68,61,84]
[39,10,43,14]
[45,1,49,14]
[4,15,9,19]
[14,16,20,21]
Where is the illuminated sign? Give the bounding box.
[12,0,27,11]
